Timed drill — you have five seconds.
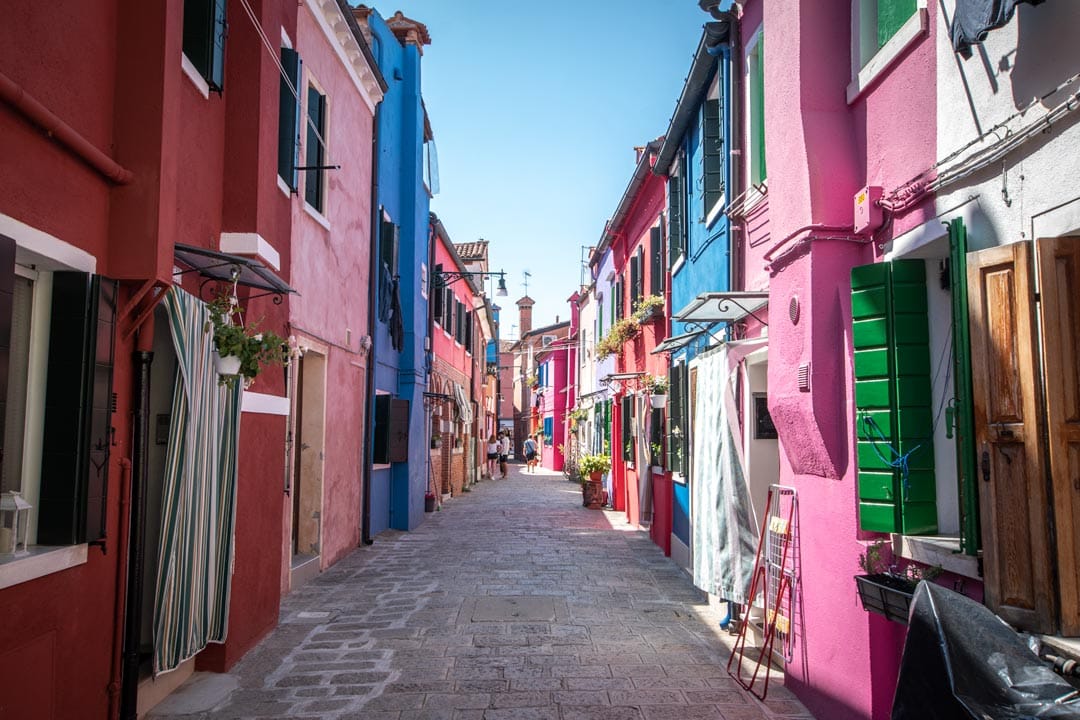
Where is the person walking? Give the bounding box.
[523,435,538,473]
[485,434,499,480]
[498,432,510,478]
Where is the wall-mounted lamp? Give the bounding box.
[436,268,508,297]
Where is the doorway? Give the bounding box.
[289,348,326,588]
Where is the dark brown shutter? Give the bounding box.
[388,399,410,463]
[373,394,391,464]
[85,276,117,544]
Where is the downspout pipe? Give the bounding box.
[119,342,154,720]
[0,70,134,185]
[361,103,381,547]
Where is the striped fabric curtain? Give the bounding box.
[153,287,243,675]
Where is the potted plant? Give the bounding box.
[577,454,610,509]
[431,433,442,449]
[650,442,664,472]
[631,294,665,323]
[205,294,289,389]
[855,540,942,625]
[641,373,669,408]
[595,317,640,360]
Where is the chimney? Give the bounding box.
[516,296,535,337]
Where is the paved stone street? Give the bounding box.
[150,462,815,720]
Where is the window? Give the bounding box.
[0,247,117,554]
[857,0,917,68]
[277,48,302,190]
[464,310,473,354]
[182,0,227,92]
[615,277,624,319]
[650,226,664,296]
[543,416,553,446]
[304,84,327,212]
[454,300,465,345]
[442,288,454,333]
[372,394,409,464]
[747,34,767,187]
[668,155,687,268]
[851,258,936,534]
[629,253,640,311]
[380,218,399,276]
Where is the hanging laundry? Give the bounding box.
[951,0,1046,56]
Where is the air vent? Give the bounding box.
[798,362,811,392]
[789,296,800,325]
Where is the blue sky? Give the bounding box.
[383,1,711,334]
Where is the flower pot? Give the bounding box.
[649,394,667,409]
[214,351,242,376]
[855,573,917,624]
[424,495,436,513]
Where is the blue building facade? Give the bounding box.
[359,8,434,533]
[653,21,733,565]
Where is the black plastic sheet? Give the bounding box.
[892,582,1080,719]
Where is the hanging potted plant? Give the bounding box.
[431,432,443,449]
[642,373,669,408]
[577,454,610,509]
[631,294,665,323]
[854,540,942,625]
[205,294,289,389]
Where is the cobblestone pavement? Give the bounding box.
[150,462,815,720]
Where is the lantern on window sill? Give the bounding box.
[0,491,32,556]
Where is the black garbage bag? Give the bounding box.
[892,582,1080,719]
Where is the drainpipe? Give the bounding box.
[120,337,154,720]
[361,103,381,547]
[0,70,134,185]
[107,457,132,720]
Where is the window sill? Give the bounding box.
[672,472,687,486]
[372,463,391,471]
[892,533,980,580]
[302,201,331,231]
[847,9,928,104]
[181,53,211,100]
[0,544,88,590]
[277,175,293,199]
[671,255,686,278]
[705,197,726,230]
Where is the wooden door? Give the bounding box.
[968,242,1055,633]
[1038,237,1080,635]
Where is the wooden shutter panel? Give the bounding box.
[629,256,639,310]
[85,276,117,544]
[1039,237,1080,634]
[0,235,14,490]
[38,273,111,545]
[668,173,685,267]
[373,394,391,464]
[650,226,663,295]
[388,399,410,463]
[968,241,1054,633]
[278,48,302,190]
[443,288,453,331]
[208,0,227,91]
[703,97,724,214]
[851,260,936,534]
[432,264,444,324]
[667,363,686,474]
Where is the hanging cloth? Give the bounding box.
[951,0,1046,56]
[690,339,766,605]
[388,275,405,352]
[453,382,473,424]
[153,287,243,675]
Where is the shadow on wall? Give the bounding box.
[1010,3,1080,111]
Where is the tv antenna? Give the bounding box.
[522,270,532,296]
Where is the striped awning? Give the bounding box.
[153,288,243,675]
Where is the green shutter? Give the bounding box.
[650,226,663,295]
[703,97,724,215]
[751,39,766,185]
[182,0,227,91]
[668,156,687,267]
[948,219,980,555]
[304,86,326,210]
[278,48,302,190]
[877,0,917,49]
[852,260,936,534]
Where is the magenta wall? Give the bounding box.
[755,1,938,719]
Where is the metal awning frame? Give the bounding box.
[674,291,769,326]
[173,243,298,304]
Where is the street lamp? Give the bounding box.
[436,269,508,297]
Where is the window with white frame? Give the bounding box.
[855,0,917,69]
[848,0,927,102]
[304,81,328,213]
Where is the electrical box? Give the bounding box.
[854,185,883,234]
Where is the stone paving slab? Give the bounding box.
[148,463,815,720]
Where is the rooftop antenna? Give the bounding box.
[522,270,532,297]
